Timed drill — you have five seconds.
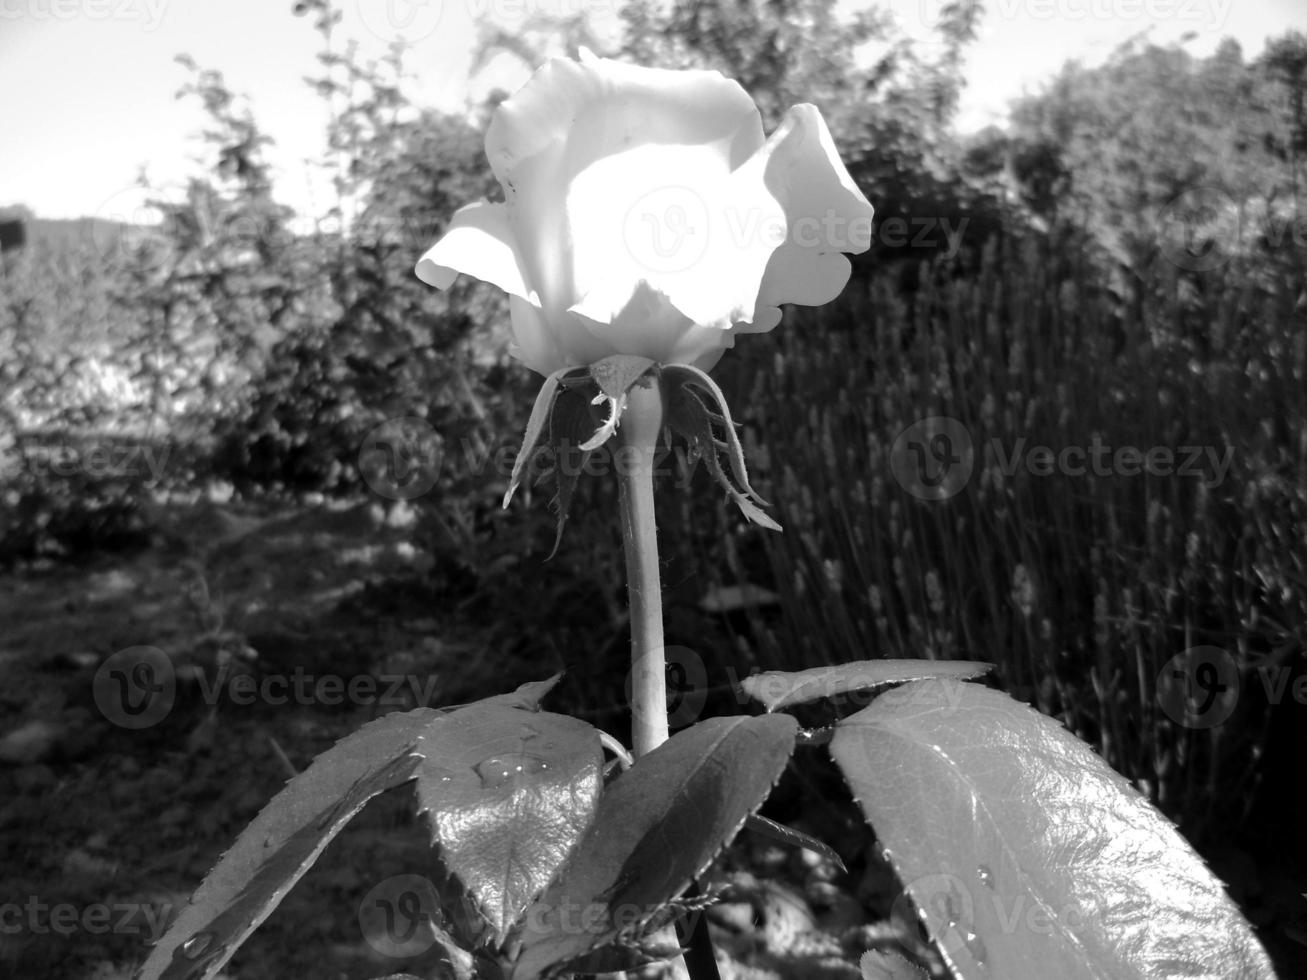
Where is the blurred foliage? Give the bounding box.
[1007,34,1307,273]
[2,0,1306,841]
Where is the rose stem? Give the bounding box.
[616,375,722,980]
[617,376,669,759]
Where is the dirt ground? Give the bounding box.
[0,496,1301,979]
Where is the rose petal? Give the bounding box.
[414,202,535,301]
[744,104,876,322]
[570,280,696,366]
[565,139,786,353]
[509,296,612,377]
[485,54,767,320]
[415,54,875,378]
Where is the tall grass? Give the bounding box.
[691,234,1306,840]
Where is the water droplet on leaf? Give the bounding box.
[962,929,989,967]
[474,753,549,789]
[180,932,213,959]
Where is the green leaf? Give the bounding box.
[663,363,766,502]
[589,354,656,402]
[829,680,1275,980]
[664,376,780,531]
[485,673,565,711]
[740,660,993,712]
[860,949,929,980]
[544,386,602,558]
[509,714,799,979]
[414,705,604,943]
[503,366,571,509]
[134,708,441,980]
[434,674,565,716]
[744,814,846,872]
[579,355,656,452]
[541,932,686,976]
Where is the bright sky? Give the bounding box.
[1,0,1303,224]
